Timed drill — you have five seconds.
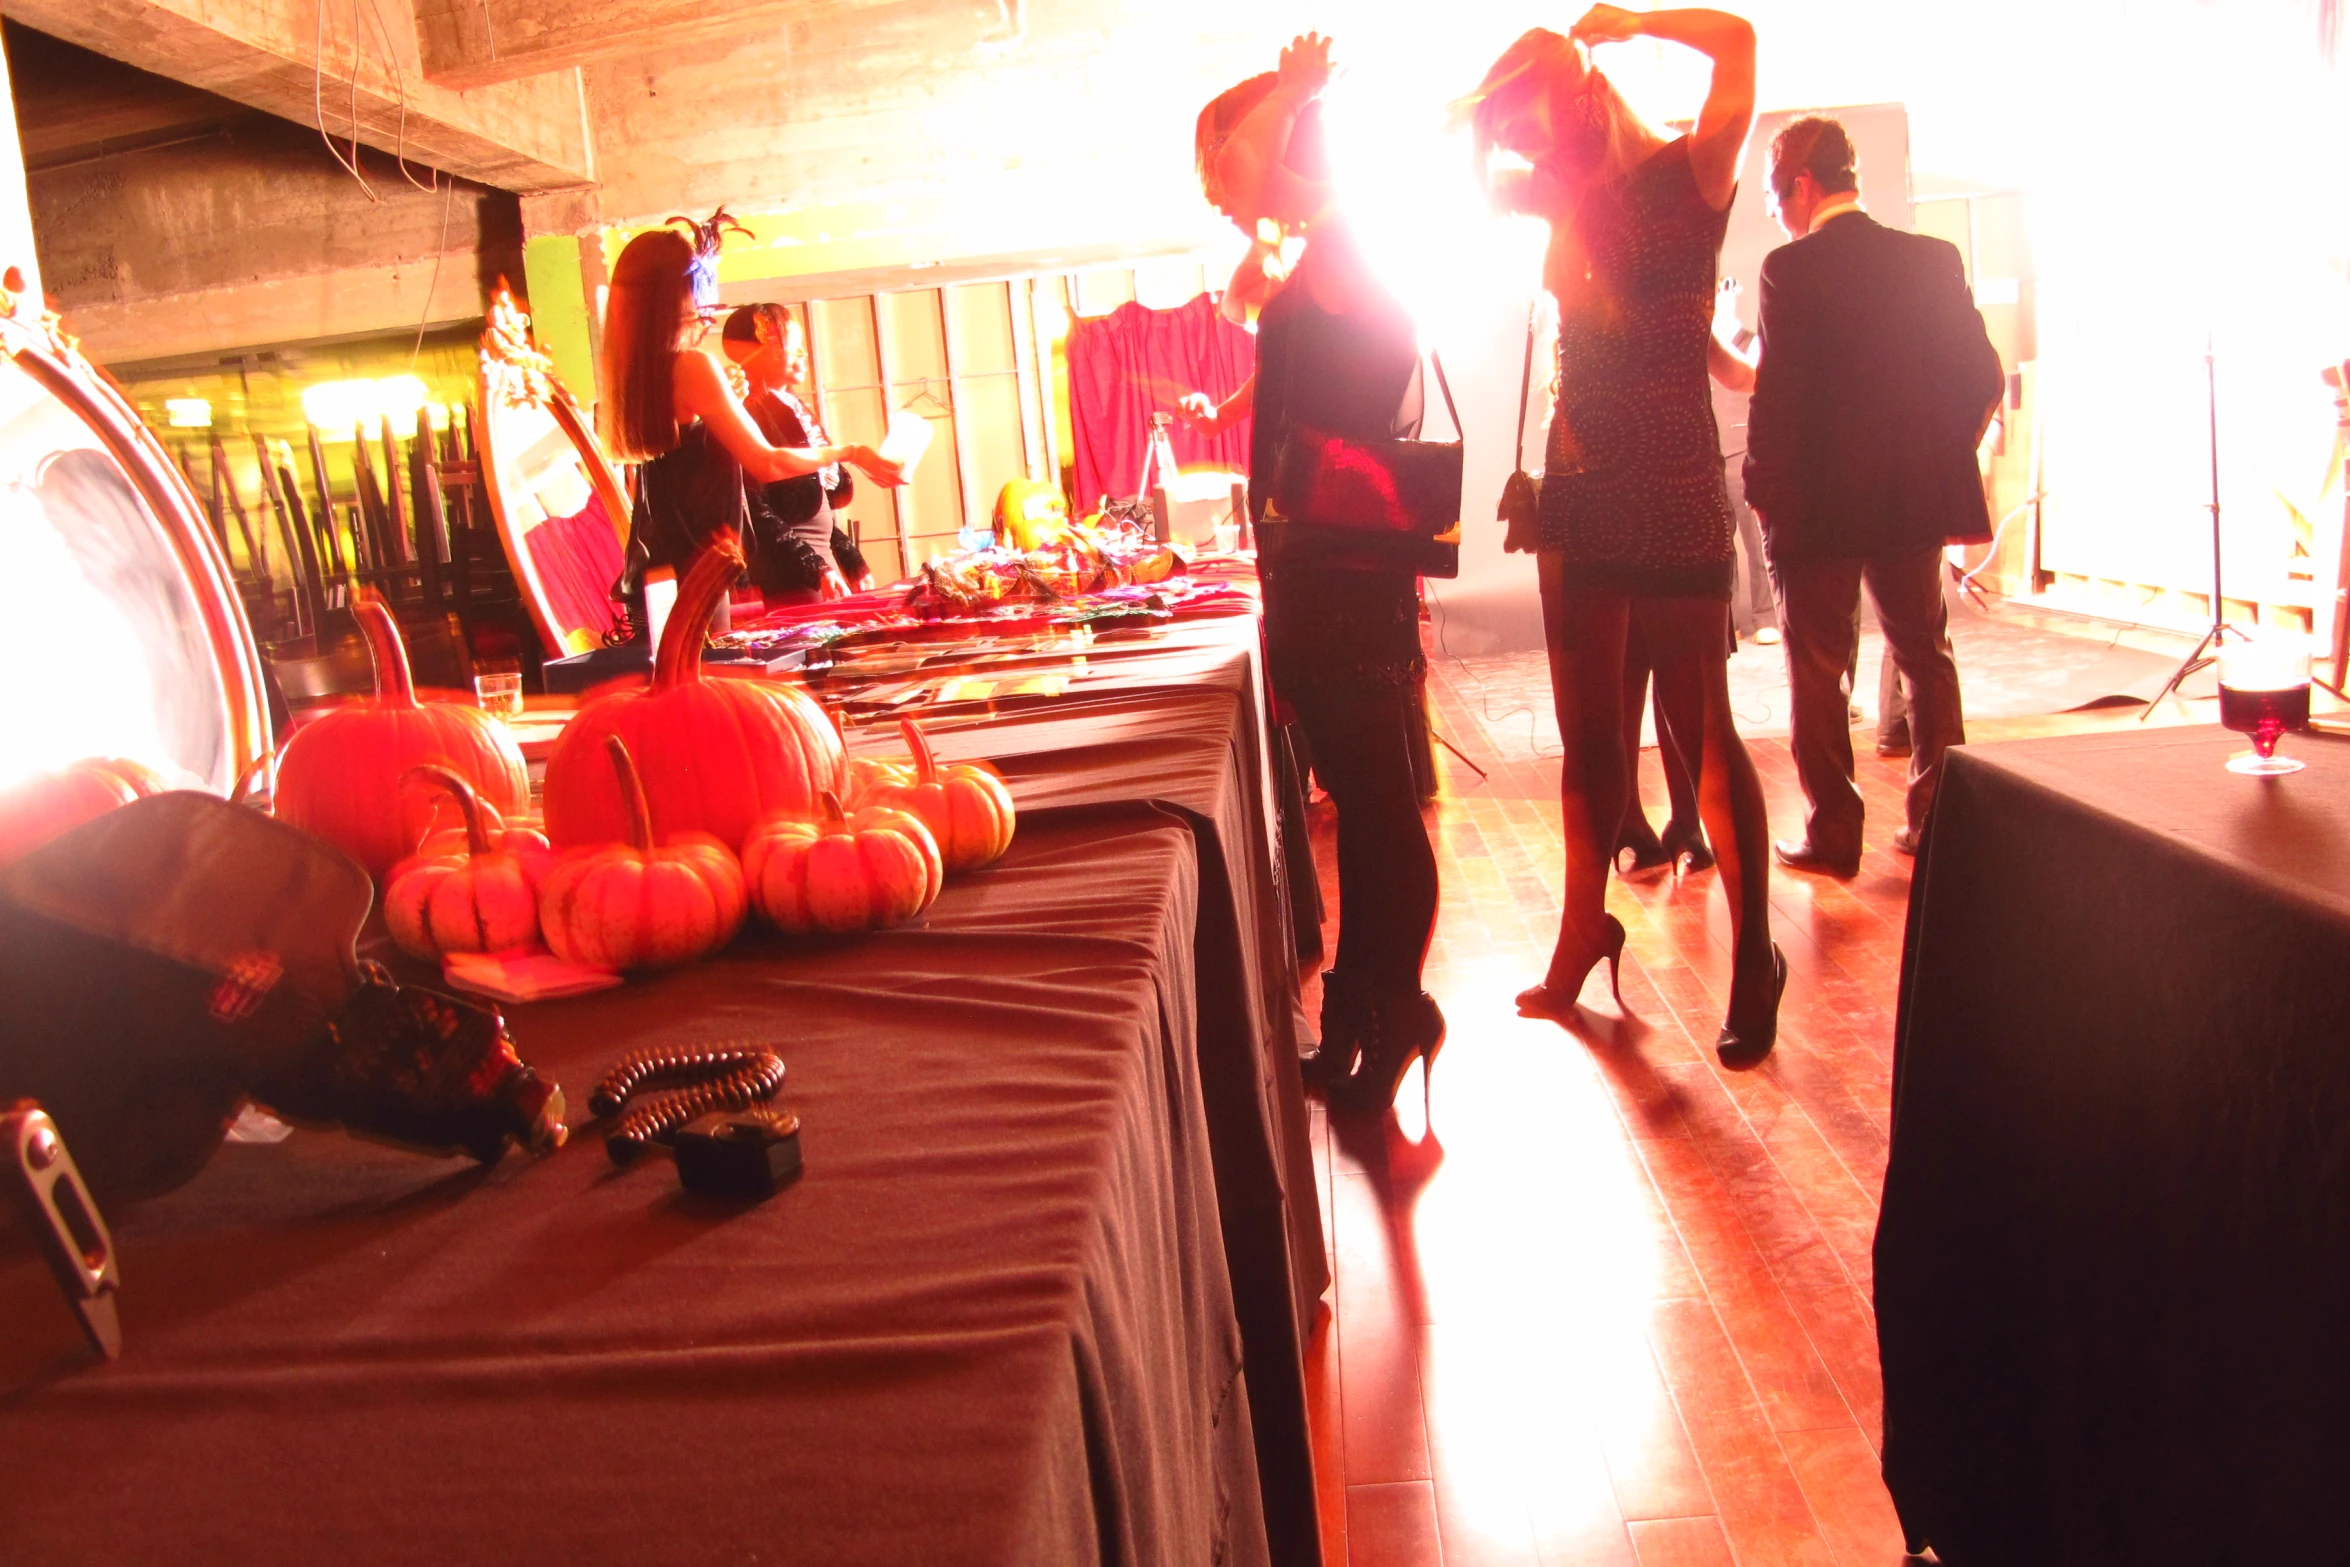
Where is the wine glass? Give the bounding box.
[2217,638,2311,775]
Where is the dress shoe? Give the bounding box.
[1892,826,1921,856]
[1876,735,1913,759]
[1773,838,1859,878]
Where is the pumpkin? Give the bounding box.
[383,767,550,961]
[275,594,528,879]
[542,539,844,850]
[744,789,943,936]
[854,719,1017,872]
[402,791,551,871]
[0,756,167,868]
[540,735,748,970]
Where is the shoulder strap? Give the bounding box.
[1514,301,1536,471]
[1428,350,1462,442]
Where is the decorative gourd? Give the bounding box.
[743,790,942,935]
[0,756,167,868]
[275,595,528,879]
[542,540,843,850]
[383,767,549,961]
[540,735,748,970]
[854,719,1017,872]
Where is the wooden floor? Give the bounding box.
[1299,658,2194,1567]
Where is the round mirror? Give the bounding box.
[477,286,632,658]
[0,286,268,795]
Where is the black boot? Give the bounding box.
[1303,969,1367,1090]
[1332,989,1447,1115]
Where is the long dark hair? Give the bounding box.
[599,228,694,461]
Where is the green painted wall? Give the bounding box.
[522,234,598,402]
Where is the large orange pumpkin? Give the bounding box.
[540,735,749,970]
[743,789,942,935]
[384,767,550,961]
[542,540,843,850]
[275,595,528,879]
[854,719,1017,872]
[0,757,166,868]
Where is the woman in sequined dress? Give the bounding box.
[1466,7,1782,1062]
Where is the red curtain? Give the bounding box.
[1067,292,1255,510]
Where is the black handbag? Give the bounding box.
[1266,352,1464,578]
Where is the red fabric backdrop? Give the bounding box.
[1068,293,1255,509]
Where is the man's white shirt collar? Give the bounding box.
[1807,192,1864,235]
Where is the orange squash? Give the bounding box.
[854,718,1017,872]
[743,790,942,935]
[542,540,843,851]
[275,595,528,879]
[384,767,549,961]
[0,756,167,868]
[540,735,748,970]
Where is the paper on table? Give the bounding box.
[878,408,935,476]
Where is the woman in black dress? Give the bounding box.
[599,220,900,622]
[1467,6,1781,1062]
[1205,36,1444,1112]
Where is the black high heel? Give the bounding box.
[1303,969,1366,1090]
[1715,943,1787,1066]
[1332,990,1446,1115]
[1613,832,1673,879]
[1516,913,1626,1019]
[1660,821,1714,874]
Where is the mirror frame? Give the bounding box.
[476,284,633,658]
[0,272,273,794]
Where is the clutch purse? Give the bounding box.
[1265,353,1463,579]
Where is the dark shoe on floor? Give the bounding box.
[1304,969,1366,1089]
[1613,834,1673,879]
[1876,735,1913,759]
[1715,943,1788,1068]
[1332,989,1447,1117]
[1773,838,1860,878]
[1660,821,1714,874]
[1892,826,1921,856]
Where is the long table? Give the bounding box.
[1876,724,2350,1565]
[0,618,1325,1566]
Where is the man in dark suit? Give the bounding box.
[1743,116,2003,875]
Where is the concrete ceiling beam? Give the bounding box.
[3,0,595,190]
[411,0,888,90]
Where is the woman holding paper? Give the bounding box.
[600,217,904,616]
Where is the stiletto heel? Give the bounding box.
[1715,943,1787,1066]
[1660,821,1714,874]
[1517,914,1627,1019]
[1333,991,1446,1115]
[1303,969,1366,1090]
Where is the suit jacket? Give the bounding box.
[1742,210,2004,561]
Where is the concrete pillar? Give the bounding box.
[0,38,43,297]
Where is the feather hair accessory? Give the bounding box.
[666,206,751,314]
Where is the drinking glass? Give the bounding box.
[2217,638,2310,775]
[473,661,524,719]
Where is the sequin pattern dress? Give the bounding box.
[1540,137,1736,598]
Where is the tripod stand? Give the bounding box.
[2140,338,2350,718]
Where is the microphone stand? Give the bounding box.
[2135,335,2350,716]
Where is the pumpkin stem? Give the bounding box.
[352,592,419,709]
[900,717,938,785]
[819,788,847,829]
[605,733,655,853]
[405,764,492,857]
[653,538,748,691]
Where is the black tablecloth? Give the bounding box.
[1877,724,2350,1565]
[0,634,1323,1567]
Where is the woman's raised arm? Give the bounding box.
[1213,33,1338,231]
[1573,6,1754,209]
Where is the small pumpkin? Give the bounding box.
[384,767,550,961]
[540,735,748,971]
[543,539,844,851]
[743,790,942,935]
[0,756,167,868]
[402,792,551,871]
[275,594,528,879]
[854,718,1016,872]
